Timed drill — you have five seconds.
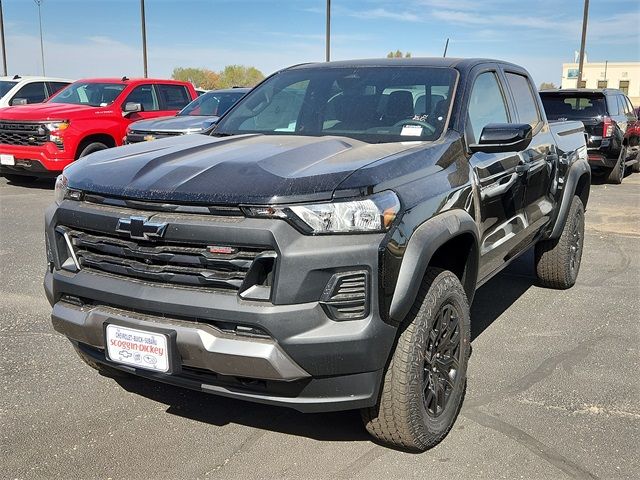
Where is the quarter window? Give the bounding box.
[467,72,509,143]
[505,72,541,127]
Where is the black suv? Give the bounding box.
[540,88,639,183]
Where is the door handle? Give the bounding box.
[481,172,518,200]
[515,162,530,175]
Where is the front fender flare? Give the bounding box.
[388,209,479,323]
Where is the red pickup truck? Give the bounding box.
[0,77,197,181]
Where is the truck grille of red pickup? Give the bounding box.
[0,121,49,146]
[56,226,274,292]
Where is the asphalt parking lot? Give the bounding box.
[1,173,638,480]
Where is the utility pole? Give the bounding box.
[0,0,7,76]
[443,38,449,58]
[34,0,45,75]
[576,0,589,88]
[325,0,331,62]
[140,0,148,77]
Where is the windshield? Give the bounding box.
[214,66,457,143]
[540,93,607,120]
[48,82,126,107]
[0,80,17,97]
[179,90,245,117]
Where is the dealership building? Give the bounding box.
[561,61,640,106]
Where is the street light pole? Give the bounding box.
[34,0,45,75]
[140,0,148,77]
[576,0,589,88]
[325,0,330,62]
[0,0,7,76]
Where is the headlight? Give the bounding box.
[245,191,400,234]
[54,174,82,204]
[45,121,70,132]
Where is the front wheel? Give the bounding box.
[77,142,108,159]
[535,196,585,289]
[362,268,470,451]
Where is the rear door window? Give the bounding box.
[156,84,191,110]
[606,95,620,115]
[504,72,541,127]
[47,82,70,97]
[467,71,510,143]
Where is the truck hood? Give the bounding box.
[64,133,419,204]
[0,102,97,120]
[129,115,219,133]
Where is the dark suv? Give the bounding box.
[540,88,639,183]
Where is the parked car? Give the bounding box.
[45,58,589,451]
[0,77,197,182]
[0,75,72,108]
[126,87,249,143]
[540,88,639,183]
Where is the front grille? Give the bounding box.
[0,121,49,146]
[58,226,274,291]
[126,130,184,144]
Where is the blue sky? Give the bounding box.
[2,0,639,86]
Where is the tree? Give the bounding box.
[386,50,411,58]
[539,82,557,91]
[171,67,219,90]
[217,65,265,88]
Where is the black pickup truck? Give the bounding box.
[44,58,589,451]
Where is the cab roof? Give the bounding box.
[288,57,524,72]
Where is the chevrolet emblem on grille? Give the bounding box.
[115,216,167,240]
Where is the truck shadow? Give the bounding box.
[113,250,537,443]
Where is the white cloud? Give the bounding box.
[4,32,325,79]
[352,8,421,22]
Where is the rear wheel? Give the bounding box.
[631,148,640,173]
[362,268,470,451]
[605,147,626,184]
[535,196,585,289]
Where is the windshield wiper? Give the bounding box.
[210,132,234,137]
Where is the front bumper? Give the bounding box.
[44,200,398,412]
[0,143,73,174]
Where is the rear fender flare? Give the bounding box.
[550,160,590,239]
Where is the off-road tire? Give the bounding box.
[631,148,640,173]
[362,268,471,452]
[605,148,625,184]
[535,196,585,289]
[77,142,108,159]
[2,174,38,183]
[73,344,128,378]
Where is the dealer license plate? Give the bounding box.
[105,324,170,373]
[0,154,15,166]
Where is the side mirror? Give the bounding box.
[123,102,142,114]
[11,98,28,106]
[469,123,533,153]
